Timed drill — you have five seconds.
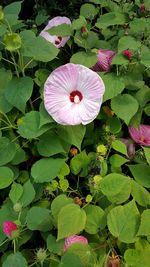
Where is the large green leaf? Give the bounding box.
[111,139,128,156]
[131,180,150,207]
[17,111,50,139]
[84,205,106,234]
[26,206,53,231]
[19,180,35,207]
[118,36,141,52]
[96,12,126,29]
[137,210,150,236]
[102,73,125,102]
[59,252,82,267]
[9,183,23,204]
[0,137,16,166]
[70,51,97,68]
[57,204,86,240]
[2,252,28,267]
[107,200,140,243]
[47,234,64,254]
[128,164,150,188]
[37,130,66,157]
[5,77,33,113]
[47,23,72,36]
[57,125,86,150]
[100,173,131,204]
[0,68,12,113]
[31,158,66,183]
[20,30,59,62]
[80,3,98,19]
[111,94,139,125]
[0,167,14,189]
[51,194,73,223]
[141,46,150,69]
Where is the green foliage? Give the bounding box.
[2,252,28,267]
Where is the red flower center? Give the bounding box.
[70,90,83,104]
[55,36,62,45]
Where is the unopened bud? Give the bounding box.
[36,248,47,264]
[96,144,107,156]
[13,203,22,213]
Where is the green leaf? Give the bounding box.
[4,1,22,15]
[26,206,53,231]
[0,137,16,166]
[57,204,86,240]
[0,167,14,189]
[96,12,127,29]
[47,234,64,254]
[11,144,26,165]
[84,205,106,234]
[143,147,150,165]
[2,252,28,267]
[128,164,150,188]
[131,180,150,207]
[137,210,150,236]
[124,248,150,267]
[74,30,99,49]
[0,68,12,113]
[111,94,139,125]
[141,46,150,69]
[107,117,122,134]
[80,3,98,19]
[129,18,149,34]
[135,85,150,108]
[111,139,128,155]
[70,151,92,177]
[31,158,66,183]
[17,111,50,139]
[118,36,141,52]
[5,77,33,113]
[107,200,140,243]
[51,194,73,223]
[47,23,72,36]
[37,130,66,157]
[100,173,131,204]
[67,243,93,267]
[110,154,129,167]
[59,252,82,267]
[72,16,87,30]
[57,125,86,150]
[39,102,54,127]
[20,30,59,62]
[19,180,35,207]
[102,73,125,102]
[70,51,97,68]
[9,183,23,204]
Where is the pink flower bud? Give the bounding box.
[3,221,17,237]
[64,235,88,252]
[91,49,116,72]
[120,138,135,159]
[128,124,150,146]
[122,50,132,60]
[139,4,146,13]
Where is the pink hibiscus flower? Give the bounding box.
[3,221,17,237]
[40,16,71,48]
[44,63,105,125]
[128,124,150,146]
[92,49,116,72]
[64,235,88,252]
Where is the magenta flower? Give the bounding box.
[92,49,116,72]
[120,138,135,159]
[44,63,105,125]
[122,50,132,61]
[40,16,71,48]
[64,235,88,252]
[128,125,150,146]
[3,221,17,237]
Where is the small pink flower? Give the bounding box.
[128,125,150,146]
[40,16,71,48]
[139,4,146,13]
[44,63,105,125]
[92,49,116,72]
[122,50,132,61]
[3,221,17,237]
[120,138,135,159]
[64,235,88,251]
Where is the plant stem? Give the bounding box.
[10,52,19,77]
[13,239,16,253]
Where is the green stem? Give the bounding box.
[18,50,25,77]
[13,239,16,253]
[1,57,15,65]
[0,239,9,247]
[10,52,19,77]
[23,58,34,72]
[29,98,34,110]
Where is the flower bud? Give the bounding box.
[96,144,107,156]
[3,33,22,51]
[3,221,17,237]
[36,248,47,264]
[13,203,22,213]
[80,27,88,38]
[64,235,88,252]
[70,147,78,157]
[122,49,132,61]
[139,4,146,13]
